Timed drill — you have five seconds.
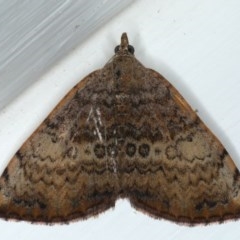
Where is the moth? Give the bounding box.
[0,33,239,224]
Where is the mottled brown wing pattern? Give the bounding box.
[123,68,240,224]
[0,32,240,225]
[0,70,120,222]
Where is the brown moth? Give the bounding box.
[0,33,240,224]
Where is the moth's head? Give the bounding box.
[114,32,135,55]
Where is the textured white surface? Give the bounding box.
[0,0,240,239]
[0,0,134,108]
